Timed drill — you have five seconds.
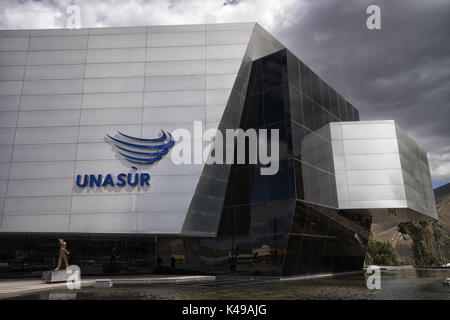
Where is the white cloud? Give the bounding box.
[429,146,450,183]
[0,0,306,33]
[0,1,65,29]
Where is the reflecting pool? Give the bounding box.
[8,269,450,300]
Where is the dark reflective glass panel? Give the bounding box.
[242,93,264,129]
[230,166,252,206]
[251,167,267,204]
[263,86,286,126]
[353,107,360,121]
[321,80,330,112]
[262,51,283,91]
[288,85,303,124]
[329,88,339,118]
[291,121,307,159]
[235,206,251,237]
[312,102,324,130]
[246,60,262,96]
[311,71,321,105]
[299,61,312,98]
[338,95,347,120]
[266,122,290,160]
[286,50,300,89]
[218,207,235,236]
[302,94,314,130]
[265,160,294,201]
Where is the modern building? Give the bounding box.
[0,23,437,277]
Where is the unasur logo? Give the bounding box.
[107,131,174,166]
[75,130,174,189]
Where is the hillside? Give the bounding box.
[371,182,450,265]
[435,183,450,233]
[435,184,450,260]
[435,183,450,203]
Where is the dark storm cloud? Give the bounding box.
[273,0,450,186]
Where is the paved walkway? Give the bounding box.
[0,278,95,299]
[0,275,215,299]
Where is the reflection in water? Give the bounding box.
[9,269,450,300]
[39,292,77,300]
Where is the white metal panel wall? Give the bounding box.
[330,120,437,220]
[0,23,256,234]
[331,121,407,210]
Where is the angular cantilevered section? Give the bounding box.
[329,120,438,222]
[181,24,285,236]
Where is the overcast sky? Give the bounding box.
[1,0,449,188]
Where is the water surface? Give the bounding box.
[9,269,450,300]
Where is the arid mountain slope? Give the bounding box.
[371,182,450,264]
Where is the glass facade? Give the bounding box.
[211,49,369,276]
[0,47,371,278]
